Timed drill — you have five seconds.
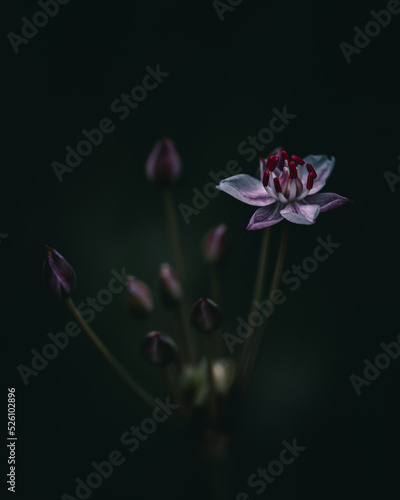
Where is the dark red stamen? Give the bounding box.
[306,163,317,178]
[289,161,298,179]
[262,170,270,187]
[266,155,279,172]
[291,155,305,166]
[274,178,282,193]
[281,150,290,164]
[306,172,315,190]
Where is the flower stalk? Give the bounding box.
[206,335,218,421]
[163,189,196,363]
[65,297,156,410]
[237,227,272,383]
[241,221,290,392]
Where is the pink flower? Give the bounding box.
[217,150,349,230]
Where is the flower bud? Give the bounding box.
[159,263,182,309]
[42,246,77,299]
[142,331,177,366]
[203,224,228,265]
[190,298,222,334]
[125,276,153,319]
[145,138,182,186]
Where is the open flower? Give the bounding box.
[216,150,348,230]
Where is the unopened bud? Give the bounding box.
[125,276,153,319]
[190,298,222,334]
[42,246,77,299]
[203,224,228,265]
[145,138,182,186]
[159,263,182,309]
[142,331,177,366]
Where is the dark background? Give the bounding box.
[1,0,399,499]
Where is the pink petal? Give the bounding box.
[305,192,349,212]
[217,174,275,207]
[301,155,335,194]
[280,202,320,225]
[246,203,283,230]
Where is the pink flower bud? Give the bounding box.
[159,263,182,309]
[190,298,222,334]
[142,331,177,366]
[125,276,153,319]
[203,224,229,265]
[145,138,182,186]
[42,246,77,299]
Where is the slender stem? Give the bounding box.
[163,189,196,363]
[237,227,271,382]
[173,306,194,363]
[241,221,290,392]
[65,298,156,410]
[163,189,186,280]
[210,265,222,306]
[206,335,217,422]
[210,264,222,357]
[161,366,190,421]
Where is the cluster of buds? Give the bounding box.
[42,137,347,471]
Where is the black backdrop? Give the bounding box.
[2,1,400,499]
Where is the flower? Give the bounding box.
[125,276,153,319]
[190,298,222,334]
[216,150,349,230]
[142,331,177,366]
[42,246,77,299]
[159,263,182,309]
[145,138,182,186]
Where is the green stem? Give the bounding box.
[161,366,190,421]
[163,189,186,280]
[163,189,196,363]
[237,227,271,383]
[65,297,156,410]
[173,306,192,366]
[210,264,223,357]
[206,335,217,422]
[241,221,290,392]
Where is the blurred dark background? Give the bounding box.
[1,0,399,498]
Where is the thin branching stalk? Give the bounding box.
[173,306,193,366]
[241,221,290,392]
[161,366,190,421]
[163,189,196,363]
[206,335,218,421]
[237,227,272,383]
[65,297,156,410]
[210,264,223,357]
